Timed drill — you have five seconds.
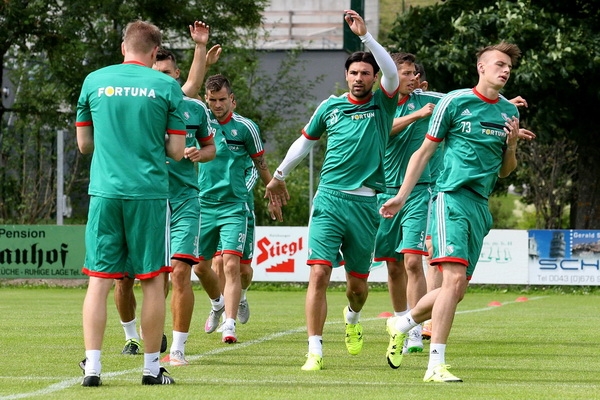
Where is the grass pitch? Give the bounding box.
[0,285,598,399]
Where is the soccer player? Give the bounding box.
[266,9,399,371]
[113,22,216,366]
[414,63,429,91]
[408,65,536,342]
[212,159,258,325]
[380,42,525,382]
[76,20,186,386]
[415,76,535,341]
[155,43,216,367]
[234,163,258,324]
[373,52,443,354]
[193,74,282,344]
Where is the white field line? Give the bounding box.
[0,296,547,399]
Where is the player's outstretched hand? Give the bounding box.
[517,128,536,141]
[509,96,528,108]
[344,9,366,36]
[265,178,289,208]
[268,201,283,222]
[504,116,520,148]
[189,20,209,45]
[206,44,222,66]
[379,196,405,219]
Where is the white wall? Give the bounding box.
[260,0,379,50]
[248,227,533,284]
[245,227,600,286]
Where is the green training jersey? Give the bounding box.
[427,88,519,199]
[245,159,259,209]
[384,90,444,187]
[168,96,211,200]
[199,112,263,203]
[76,61,186,199]
[428,138,446,187]
[303,90,398,193]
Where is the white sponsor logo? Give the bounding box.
[97,86,156,98]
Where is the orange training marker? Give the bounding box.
[378,311,393,318]
[488,301,502,307]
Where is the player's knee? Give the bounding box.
[404,258,423,274]
[443,273,468,298]
[193,261,210,276]
[309,264,332,288]
[171,267,190,287]
[386,261,404,277]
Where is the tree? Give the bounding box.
[0,1,69,223]
[1,0,328,224]
[516,138,577,228]
[385,0,600,229]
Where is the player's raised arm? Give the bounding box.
[344,9,399,94]
[182,20,210,99]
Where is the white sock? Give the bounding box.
[428,343,446,370]
[170,331,188,354]
[144,352,160,376]
[84,350,101,375]
[308,335,323,357]
[121,319,139,341]
[394,308,409,317]
[345,305,360,324]
[240,288,248,302]
[224,318,236,330]
[211,295,224,310]
[395,311,418,333]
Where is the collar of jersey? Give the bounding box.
[122,60,146,67]
[397,95,410,105]
[219,112,234,125]
[347,92,373,105]
[472,87,500,104]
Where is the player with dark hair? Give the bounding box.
[374,52,443,354]
[193,74,282,344]
[266,9,400,371]
[153,24,216,366]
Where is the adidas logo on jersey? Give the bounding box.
[461,109,472,116]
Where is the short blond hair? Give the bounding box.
[476,41,521,66]
[123,20,162,55]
